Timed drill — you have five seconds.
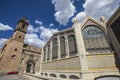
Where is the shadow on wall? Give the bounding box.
[114,51,120,72]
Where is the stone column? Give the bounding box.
[45,46,48,62]
[41,48,44,63]
[65,34,70,58]
[57,35,61,60]
[50,41,52,61]
[73,20,88,70]
[39,49,42,72]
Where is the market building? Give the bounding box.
[40,7,120,80]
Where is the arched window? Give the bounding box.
[82,26,111,54]
[60,74,67,79]
[60,37,66,58]
[95,75,120,80]
[68,35,77,56]
[50,73,57,77]
[69,75,79,79]
[52,38,58,60]
[43,49,46,61]
[47,45,50,61]
[22,23,25,29]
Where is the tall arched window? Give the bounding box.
[43,49,46,61]
[68,35,77,56]
[52,38,58,60]
[47,45,50,61]
[82,26,111,54]
[60,37,66,58]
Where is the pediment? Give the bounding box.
[81,16,104,29]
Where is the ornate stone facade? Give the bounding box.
[19,44,41,74]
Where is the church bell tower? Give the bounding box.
[13,17,29,42]
[0,17,29,73]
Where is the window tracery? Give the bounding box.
[82,26,111,54]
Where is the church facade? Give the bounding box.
[0,18,41,74]
[19,44,41,74]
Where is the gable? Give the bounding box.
[81,17,105,30]
[82,19,103,28]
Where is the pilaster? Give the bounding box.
[65,34,70,58]
[57,35,61,60]
[50,41,52,61]
[73,21,88,70]
[45,46,48,62]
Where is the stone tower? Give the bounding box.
[13,17,29,42]
[0,17,29,73]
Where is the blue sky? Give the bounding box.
[0,0,119,48]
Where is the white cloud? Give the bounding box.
[35,20,43,25]
[24,33,45,48]
[0,38,7,48]
[52,0,76,26]
[27,25,39,33]
[39,26,58,42]
[72,0,119,22]
[25,20,58,48]
[0,23,13,31]
[72,12,87,22]
[27,25,35,33]
[49,23,54,27]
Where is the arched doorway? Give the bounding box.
[26,61,35,74]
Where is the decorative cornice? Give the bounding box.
[22,48,41,54]
[14,29,26,33]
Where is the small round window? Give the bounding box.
[15,48,17,51]
[19,36,21,38]
[11,55,16,60]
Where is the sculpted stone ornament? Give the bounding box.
[100,16,107,23]
[73,18,79,23]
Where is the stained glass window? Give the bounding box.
[82,26,111,54]
[68,35,77,56]
[43,49,46,61]
[52,38,58,60]
[60,37,66,58]
[47,45,50,60]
